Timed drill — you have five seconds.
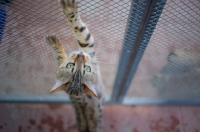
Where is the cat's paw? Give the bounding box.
[60,0,77,16]
[45,35,60,46]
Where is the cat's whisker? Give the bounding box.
[94,57,106,61]
[95,61,109,64]
[63,46,70,54]
[95,48,103,52]
[94,51,104,56]
[94,50,102,54]
[95,49,108,54]
[65,45,73,53]
[96,62,116,67]
[95,52,107,58]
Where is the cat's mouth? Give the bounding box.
[66,82,97,97]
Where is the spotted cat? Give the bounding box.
[45,0,105,132]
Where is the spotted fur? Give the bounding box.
[45,0,105,132]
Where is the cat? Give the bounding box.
[45,0,105,132]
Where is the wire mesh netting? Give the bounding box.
[124,0,200,103]
[1,0,200,104]
[0,0,131,100]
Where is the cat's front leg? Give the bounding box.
[45,35,67,65]
[60,0,95,55]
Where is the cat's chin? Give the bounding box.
[66,83,98,97]
[65,82,83,96]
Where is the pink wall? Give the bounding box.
[0,104,200,132]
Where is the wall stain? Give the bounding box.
[37,115,76,132]
[110,124,114,129]
[66,124,76,132]
[0,125,3,129]
[28,119,36,126]
[18,125,22,132]
[149,115,180,132]
[37,125,43,131]
[27,126,31,130]
[47,104,64,110]
[133,128,140,132]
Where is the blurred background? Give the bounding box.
[0,0,200,131]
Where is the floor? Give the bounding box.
[0,104,200,132]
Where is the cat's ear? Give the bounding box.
[83,81,98,97]
[50,78,69,93]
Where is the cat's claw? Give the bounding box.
[60,0,77,17]
[60,0,76,8]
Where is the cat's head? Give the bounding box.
[50,50,98,97]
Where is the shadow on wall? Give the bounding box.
[151,46,200,99]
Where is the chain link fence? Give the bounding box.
[0,0,199,104]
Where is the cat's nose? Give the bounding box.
[76,52,85,65]
[77,52,84,58]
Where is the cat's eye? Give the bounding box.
[66,63,75,69]
[84,65,91,72]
